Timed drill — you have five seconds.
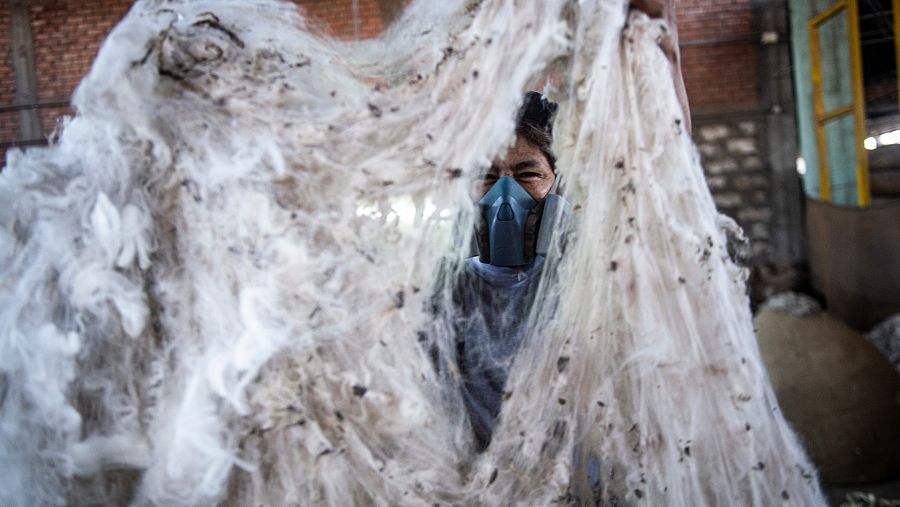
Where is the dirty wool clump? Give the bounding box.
[867,314,900,371]
[0,0,826,505]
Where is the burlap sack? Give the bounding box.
[755,308,900,483]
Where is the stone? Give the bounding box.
[698,124,730,142]
[738,121,758,135]
[698,143,720,158]
[727,137,757,155]
[750,222,769,239]
[741,156,763,170]
[705,175,727,190]
[751,240,770,257]
[738,207,772,222]
[754,309,900,482]
[750,190,767,205]
[704,158,738,175]
[713,192,742,208]
[733,174,768,190]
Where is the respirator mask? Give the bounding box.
[474,91,568,266]
[476,176,569,267]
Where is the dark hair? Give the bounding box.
[516,91,558,171]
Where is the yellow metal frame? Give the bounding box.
[894,0,900,115]
[808,0,871,206]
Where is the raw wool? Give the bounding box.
[866,314,900,371]
[0,1,826,506]
[759,291,823,318]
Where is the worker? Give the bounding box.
[450,0,689,452]
[454,90,561,451]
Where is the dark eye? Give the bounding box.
[481,173,498,182]
[517,171,542,179]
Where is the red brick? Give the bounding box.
[677,0,759,111]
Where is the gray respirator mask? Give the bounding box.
[476,176,569,267]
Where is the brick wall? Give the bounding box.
[1,0,132,145]
[676,1,790,265]
[31,0,132,127]
[677,0,759,112]
[0,3,14,144]
[300,0,385,39]
[31,0,133,136]
[695,117,773,258]
[681,43,758,109]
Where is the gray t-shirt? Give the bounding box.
[454,256,544,450]
[451,256,601,494]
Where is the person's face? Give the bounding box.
[473,135,555,201]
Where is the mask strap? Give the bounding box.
[549,171,562,195]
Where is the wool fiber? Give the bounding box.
[0,0,826,505]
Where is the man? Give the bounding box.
[455,91,560,451]
[453,1,689,452]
